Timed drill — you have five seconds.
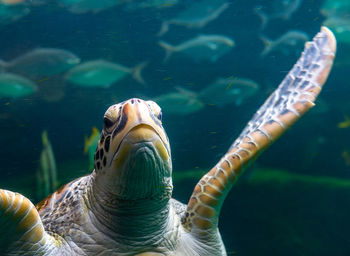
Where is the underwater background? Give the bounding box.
[0,0,349,255]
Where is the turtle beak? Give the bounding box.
[112,123,169,170]
[123,124,169,162]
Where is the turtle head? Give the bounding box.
[93,98,172,201]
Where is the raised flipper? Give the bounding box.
[0,189,59,255]
[182,27,336,237]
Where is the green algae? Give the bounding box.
[173,168,206,182]
[248,168,350,189]
[173,167,350,190]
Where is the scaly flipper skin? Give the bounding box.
[0,189,59,255]
[183,27,336,237]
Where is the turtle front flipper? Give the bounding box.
[182,27,336,237]
[0,189,59,255]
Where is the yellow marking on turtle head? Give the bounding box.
[113,143,131,170]
[154,139,168,161]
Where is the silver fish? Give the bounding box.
[36,75,66,103]
[260,30,309,57]
[159,34,234,62]
[0,73,37,98]
[255,0,302,29]
[60,0,128,14]
[158,0,229,36]
[323,16,350,45]
[65,59,147,87]
[198,77,259,107]
[0,3,30,25]
[0,48,80,78]
[125,0,178,10]
[152,87,204,115]
[321,0,350,17]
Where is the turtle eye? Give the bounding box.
[103,117,114,129]
[146,100,162,122]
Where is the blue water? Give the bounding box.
[0,0,349,255]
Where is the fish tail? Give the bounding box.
[175,86,197,98]
[260,34,273,57]
[132,61,148,85]
[158,41,176,62]
[92,127,99,135]
[254,6,268,30]
[157,21,170,37]
[175,86,204,108]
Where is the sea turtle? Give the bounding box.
[0,27,336,255]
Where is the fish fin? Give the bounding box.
[158,41,176,62]
[157,21,170,37]
[207,42,217,50]
[254,5,268,30]
[175,87,203,108]
[132,61,148,85]
[260,34,273,57]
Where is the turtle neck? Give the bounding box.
[84,173,173,249]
